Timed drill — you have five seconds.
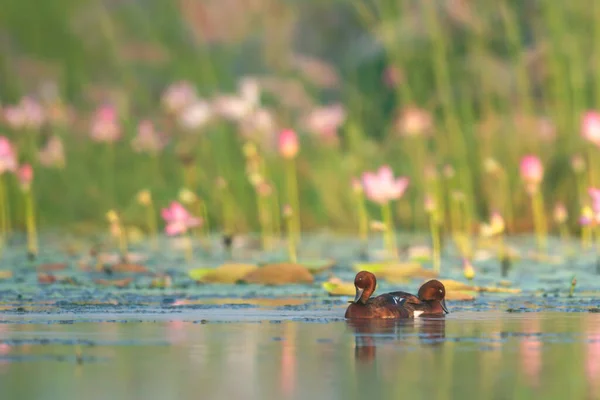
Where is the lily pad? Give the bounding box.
[38,263,68,272]
[241,263,314,285]
[299,259,336,274]
[94,278,133,288]
[446,291,477,301]
[189,263,258,284]
[108,263,149,274]
[0,270,13,280]
[38,273,57,284]
[322,278,354,296]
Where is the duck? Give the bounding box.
[344,271,448,319]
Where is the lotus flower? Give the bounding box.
[131,120,167,154]
[520,155,543,193]
[17,164,33,191]
[362,166,409,204]
[553,203,568,224]
[178,100,212,130]
[161,201,202,236]
[278,129,299,159]
[161,81,197,114]
[0,137,17,174]
[590,188,600,217]
[90,104,121,143]
[212,95,253,121]
[395,106,433,137]
[38,136,65,168]
[581,111,600,147]
[302,104,346,141]
[3,97,45,130]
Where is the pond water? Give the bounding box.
[1,309,599,400]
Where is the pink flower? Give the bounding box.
[38,136,65,168]
[0,137,17,174]
[581,111,600,147]
[361,166,409,204]
[161,81,197,114]
[278,129,299,159]
[17,164,33,191]
[131,120,167,154]
[590,188,600,216]
[302,104,346,141]
[520,155,543,194]
[3,97,45,130]
[178,100,212,130]
[90,104,121,143]
[395,106,433,137]
[161,201,202,236]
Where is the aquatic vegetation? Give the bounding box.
[161,201,201,262]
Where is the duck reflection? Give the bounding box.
[347,317,446,364]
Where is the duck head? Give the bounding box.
[418,279,449,314]
[352,271,377,304]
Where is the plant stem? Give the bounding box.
[531,191,548,252]
[588,147,596,188]
[381,202,397,259]
[185,231,193,263]
[354,190,369,245]
[429,214,441,273]
[146,202,158,250]
[24,189,38,256]
[285,159,301,244]
[285,216,297,263]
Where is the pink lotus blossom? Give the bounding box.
[362,166,410,204]
[302,104,346,141]
[178,100,212,130]
[395,106,433,137]
[3,97,45,130]
[581,111,600,147]
[278,129,299,159]
[590,188,600,216]
[212,95,253,121]
[238,77,261,107]
[38,136,65,168]
[240,108,276,138]
[520,155,543,194]
[0,137,17,174]
[17,164,33,191]
[131,120,168,154]
[161,81,197,114]
[553,202,568,224]
[161,201,202,236]
[90,104,121,143]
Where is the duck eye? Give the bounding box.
[439,289,443,293]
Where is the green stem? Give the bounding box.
[185,231,193,263]
[0,176,6,243]
[381,202,397,259]
[588,147,596,188]
[147,202,158,250]
[354,191,369,244]
[531,191,548,251]
[285,159,301,244]
[429,214,441,273]
[285,216,297,263]
[24,189,38,256]
[106,143,115,208]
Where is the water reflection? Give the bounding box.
[1,313,600,400]
[346,318,447,364]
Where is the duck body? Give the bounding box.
[344,271,449,320]
[344,293,419,319]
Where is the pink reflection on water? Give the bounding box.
[519,317,542,388]
[585,321,600,399]
[280,324,297,397]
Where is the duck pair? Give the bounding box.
[345,271,448,319]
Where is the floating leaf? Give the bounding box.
[109,263,149,274]
[37,263,68,272]
[38,273,57,284]
[0,270,12,280]
[439,279,476,291]
[322,277,354,296]
[242,263,314,285]
[189,264,258,284]
[150,274,172,288]
[94,278,133,288]
[446,291,476,301]
[300,259,336,274]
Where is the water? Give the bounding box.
[1,309,599,400]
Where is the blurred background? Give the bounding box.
[0,0,596,237]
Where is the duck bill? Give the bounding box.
[353,288,364,304]
[441,298,449,314]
